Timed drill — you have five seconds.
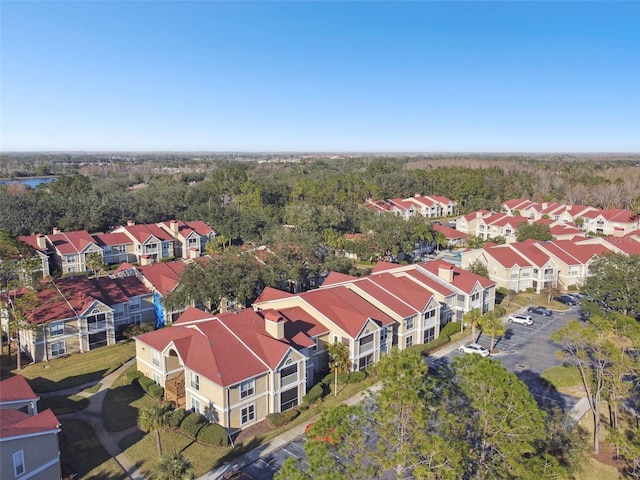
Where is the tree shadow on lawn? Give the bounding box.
[28,369,110,394]
[515,368,576,413]
[103,383,148,432]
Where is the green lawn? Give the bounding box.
[15,341,135,393]
[103,365,156,432]
[38,394,90,416]
[541,365,588,390]
[60,418,128,480]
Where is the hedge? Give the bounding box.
[138,376,154,393]
[303,384,325,404]
[346,371,367,383]
[165,408,189,429]
[198,422,229,446]
[440,322,461,338]
[127,370,143,384]
[267,409,300,428]
[147,383,164,400]
[181,412,207,439]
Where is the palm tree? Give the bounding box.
[138,404,168,456]
[328,341,351,396]
[155,451,194,480]
[85,252,106,277]
[463,308,483,341]
[479,313,507,351]
[434,231,448,251]
[7,289,39,370]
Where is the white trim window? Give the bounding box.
[51,340,66,357]
[49,321,64,337]
[153,372,161,385]
[405,316,415,330]
[190,372,200,391]
[191,396,201,414]
[240,379,255,399]
[405,335,413,348]
[152,350,160,367]
[130,297,141,311]
[13,450,25,476]
[241,404,256,425]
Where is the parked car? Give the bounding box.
[527,306,552,316]
[555,295,578,307]
[458,343,490,357]
[507,314,534,326]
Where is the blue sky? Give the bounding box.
[1,1,638,152]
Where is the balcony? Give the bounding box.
[281,374,298,388]
[359,341,375,354]
[87,320,108,332]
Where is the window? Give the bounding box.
[67,266,76,273]
[359,333,374,352]
[153,372,161,385]
[152,350,160,367]
[280,387,298,411]
[423,326,436,344]
[130,314,141,325]
[49,321,64,337]
[241,405,255,425]
[310,337,317,352]
[191,396,201,413]
[358,354,373,370]
[51,340,66,357]
[13,450,25,477]
[130,297,141,310]
[66,254,76,263]
[380,327,388,343]
[190,372,200,391]
[86,311,107,331]
[405,316,414,330]
[405,335,413,348]
[424,309,437,320]
[240,379,255,399]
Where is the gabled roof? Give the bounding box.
[581,208,637,222]
[432,223,465,240]
[603,236,640,255]
[365,199,393,213]
[0,376,37,404]
[481,213,529,229]
[371,261,401,274]
[137,317,269,387]
[48,230,97,254]
[546,239,610,263]
[395,268,456,297]
[118,223,174,243]
[508,242,553,268]
[302,286,396,337]
[322,271,358,286]
[17,235,45,253]
[92,232,132,247]
[420,260,495,293]
[461,210,491,222]
[482,244,532,269]
[173,306,214,324]
[159,220,215,240]
[502,199,536,211]
[134,261,186,296]
[255,286,294,303]
[0,408,60,440]
[356,274,433,315]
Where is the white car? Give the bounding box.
[458,343,490,357]
[507,314,534,326]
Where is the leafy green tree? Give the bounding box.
[155,450,194,480]
[478,312,507,351]
[551,317,619,454]
[433,231,448,251]
[466,235,485,249]
[515,222,552,242]
[5,288,40,370]
[373,348,461,479]
[453,355,559,479]
[581,253,640,316]
[466,259,489,279]
[463,308,483,342]
[328,341,351,396]
[138,404,169,456]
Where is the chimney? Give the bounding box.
[36,234,47,250]
[438,264,455,283]
[475,211,483,218]
[170,219,179,234]
[52,227,61,235]
[541,202,548,209]
[415,193,421,198]
[127,219,135,226]
[264,310,285,340]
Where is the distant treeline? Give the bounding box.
[1,155,639,242]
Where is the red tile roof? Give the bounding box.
[137,318,269,387]
[420,260,494,293]
[432,223,465,239]
[119,223,174,243]
[302,286,396,337]
[322,271,358,286]
[0,408,60,439]
[135,261,186,296]
[483,244,532,268]
[48,230,97,254]
[357,274,433,315]
[255,286,294,303]
[92,232,132,247]
[0,376,37,404]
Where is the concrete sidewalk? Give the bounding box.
[45,358,147,480]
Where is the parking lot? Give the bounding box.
[224,305,581,480]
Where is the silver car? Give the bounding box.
[458,343,490,357]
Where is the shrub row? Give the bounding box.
[267,409,300,428]
[198,422,229,446]
[181,412,207,439]
[165,408,189,429]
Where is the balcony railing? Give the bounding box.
[87,321,108,332]
[359,341,375,354]
[281,374,298,388]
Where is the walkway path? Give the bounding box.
[41,358,147,480]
